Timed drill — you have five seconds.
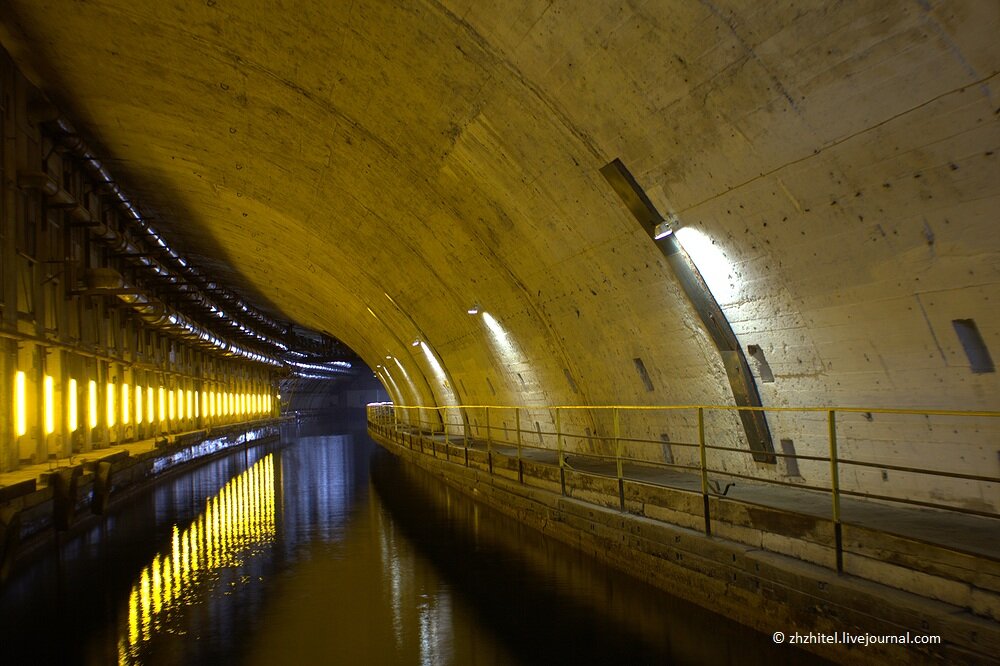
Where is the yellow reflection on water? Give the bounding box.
[118,454,276,664]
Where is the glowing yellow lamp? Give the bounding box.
[43,375,55,435]
[14,371,26,437]
[68,378,78,432]
[89,380,98,429]
[107,382,116,427]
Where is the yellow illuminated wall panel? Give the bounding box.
[43,375,55,435]
[158,387,166,422]
[136,385,143,425]
[147,386,154,423]
[187,390,193,420]
[123,383,131,425]
[88,380,98,430]
[14,371,27,437]
[68,378,78,432]
[168,389,176,421]
[107,382,116,427]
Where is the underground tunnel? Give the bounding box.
[0,1,998,663]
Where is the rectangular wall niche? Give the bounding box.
[747,345,775,383]
[780,439,801,478]
[633,357,655,392]
[660,433,674,465]
[952,319,995,373]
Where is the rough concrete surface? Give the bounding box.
[0,0,997,520]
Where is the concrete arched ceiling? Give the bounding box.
[1,0,998,417]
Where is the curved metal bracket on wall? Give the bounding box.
[600,158,775,463]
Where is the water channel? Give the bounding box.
[0,418,823,664]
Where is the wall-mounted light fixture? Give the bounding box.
[68,379,79,432]
[467,304,480,315]
[43,375,55,435]
[600,156,775,463]
[14,371,27,437]
[411,338,420,347]
[89,380,98,430]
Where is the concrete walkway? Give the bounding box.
[412,431,1000,560]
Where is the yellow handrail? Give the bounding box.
[366,399,1000,572]
[372,402,1000,418]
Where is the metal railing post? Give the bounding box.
[699,408,711,536]
[430,410,436,457]
[443,407,449,462]
[615,407,624,511]
[829,410,843,573]
[486,406,493,475]
[516,407,523,483]
[557,407,566,496]
[463,406,469,467]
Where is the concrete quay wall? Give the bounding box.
[371,428,999,665]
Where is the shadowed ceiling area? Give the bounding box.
[1,0,997,420]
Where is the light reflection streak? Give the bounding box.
[417,343,457,406]
[391,356,424,406]
[480,312,538,399]
[674,226,738,304]
[117,454,276,664]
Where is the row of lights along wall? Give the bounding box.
[11,371,276,439]
[0,52,284,472]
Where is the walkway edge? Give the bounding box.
[371,429,999,665]
[0,419,283,584]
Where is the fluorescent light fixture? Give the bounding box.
[653,220,673,239]
[44,375,55,435]
[136,386,143,425]
[89,380,98,429]
[107,382,116,427]
[68,379,78,432]
[411,339,420,347]
[467,304,480,315]
[15,371,27,437]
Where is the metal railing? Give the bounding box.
[367,402,1000,575]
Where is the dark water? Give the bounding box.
[0,420,822,665]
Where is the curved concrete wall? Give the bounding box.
[2,1,997,506]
